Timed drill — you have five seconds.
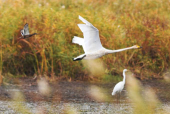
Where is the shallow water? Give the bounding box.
[0,100,170,114]
[0,101,132,113]
[1,79,170,113]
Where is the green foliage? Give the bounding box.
[0,0,170,79]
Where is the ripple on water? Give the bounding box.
[0,101,169,114]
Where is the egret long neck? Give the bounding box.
[123,71,126,84]
[106,46,134,54]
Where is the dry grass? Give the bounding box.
[0,0,170,80]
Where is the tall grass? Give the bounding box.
[0,0,170,80]
[0,34,3,84]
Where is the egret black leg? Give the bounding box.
[116,94,119,104]
[119,92,121,104]
[119,92,120,103]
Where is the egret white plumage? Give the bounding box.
[20,23,37,39]
[72,16,142,61]
[112,69,128,103]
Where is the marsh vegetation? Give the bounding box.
[1,0,170,113]
[1,0,170,80]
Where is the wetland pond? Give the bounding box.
[0,78,170,113]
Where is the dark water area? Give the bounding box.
[0,78,170,113]
[0,78,170,103]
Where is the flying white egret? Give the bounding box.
[112,69,128,103]
[20,23,37,39]
[72,16,142,61]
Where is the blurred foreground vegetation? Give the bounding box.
[5,71,170,113]
[0,0,170,80]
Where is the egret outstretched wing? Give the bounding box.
[72,36,84,46]
[79,15,93,26]
[78,16,103,53]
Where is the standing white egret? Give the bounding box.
[112,69,128,103]
[72,16,142,61]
